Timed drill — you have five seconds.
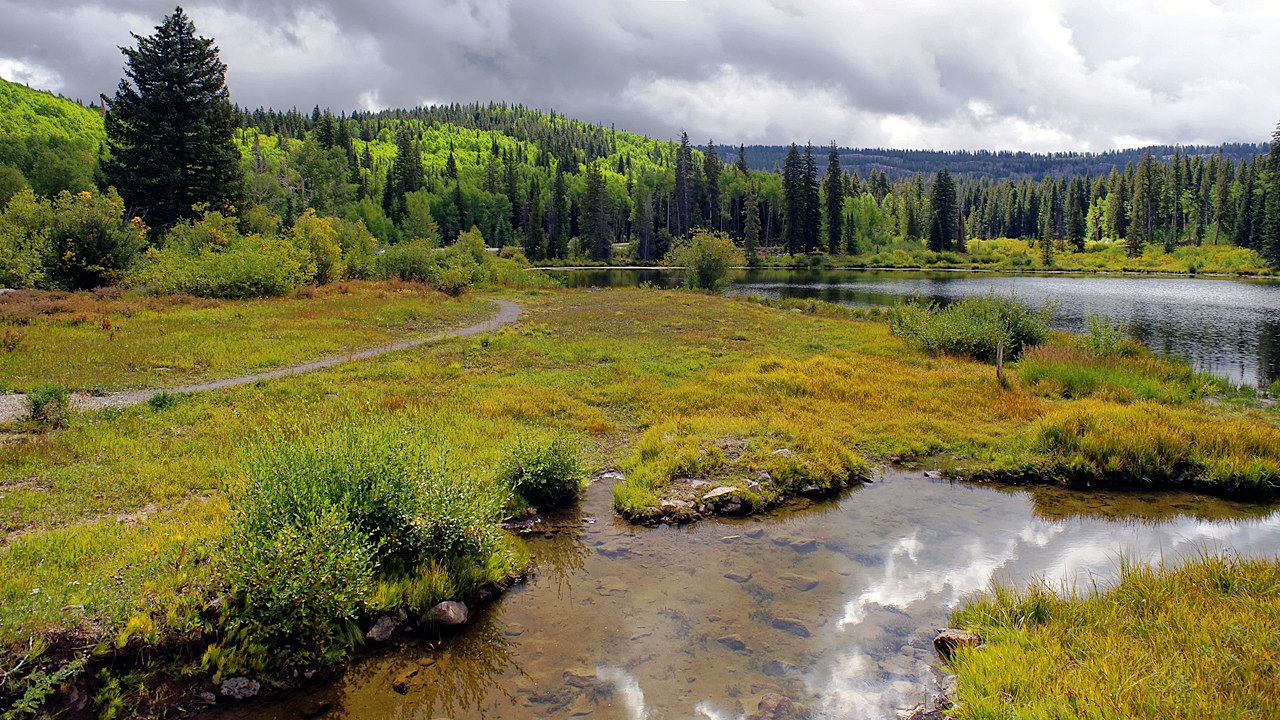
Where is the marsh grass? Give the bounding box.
[890,292,1052,363]
[950,552,1280,719]
[1018,341,1225,404]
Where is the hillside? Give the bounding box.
[737,143,1270,181]
[0,76,104,196]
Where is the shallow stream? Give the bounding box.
[213,471,1280,720]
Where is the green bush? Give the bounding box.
[666,230,740,291]
[498,435,586,509]
[889,292,1052,362]
[24,382,68,428]
[222,426,507,654]
[146,390,179,412]
[377,242,435,283]
[220,506,376,653]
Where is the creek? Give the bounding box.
[213,471,1280,720]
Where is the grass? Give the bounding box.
[0,281,493,393]
[949,552,1280,719]
[755,237,1273,276]
[1,285,1279,713]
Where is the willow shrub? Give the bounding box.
[220,426,506,658]
[497,434,586,510]
[889,292,1051,363]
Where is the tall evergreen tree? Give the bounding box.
[822,142,844,254]
[743,182,761,263]
[385,128,423,222]
[802,143,820,253]
[927,168,958,252]
[548,163,568,259]
[1265,123,1280,266]
[782,144,804,255]
[674,132,692,237]
[704,140,722,230]
[103,7,244,226]
[582,162,611,261]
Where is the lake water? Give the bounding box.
[550,268,1280,388]
[214,472,1280,720]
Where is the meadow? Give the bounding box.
[2,284,1278,716]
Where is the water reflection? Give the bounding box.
[550,268,1280,386]
[222,472,1280,720]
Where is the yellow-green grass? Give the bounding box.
[3,287,1279,658]
[0,281,493,393]
[761,238,1272,276]
[949,553,1280,719]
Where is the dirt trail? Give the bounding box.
[0,299,521,422]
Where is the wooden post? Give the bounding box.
[996,341,1004,382]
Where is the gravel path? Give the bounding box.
[0,299,521,423]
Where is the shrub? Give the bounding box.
[291,209,344,284]
[220,506,376,654]
[45,189,147,290]
[889,292,1052,362]
[0,189,52,289]
[124,228,314,299]
[666,230,739,291]
[221,426,507,654]
[146,390,179,412]
[1085,313,1130,355]
[377,242,435,283]
[498,435,586,509]
[25,382,68,428]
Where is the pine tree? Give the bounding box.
[737,145,749,175]
[104,7,244,226]
[822,142,844,254]
[1265,122,1280,266]
[802,143,820,253]
[704,140,722,230]
[782,144,804,255]
[674,132,692,237]
[582,162,611,261]
[928,168,958,252]
[744,182,761,264]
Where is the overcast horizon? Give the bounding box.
[2,0,1278,153]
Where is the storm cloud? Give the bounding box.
[1,0,1277,151]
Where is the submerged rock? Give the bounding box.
[717,634,749,652]
[761,659,799,677]
[430,601,470,626]
[749,693,808,720]
[770,617,811,638]
[219,677,260,700]
[932,628,980,659]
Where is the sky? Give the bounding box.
[1,0,1278,152]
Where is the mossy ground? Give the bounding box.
[1,284,1277,715]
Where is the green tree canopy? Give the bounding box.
[103,6,244,227]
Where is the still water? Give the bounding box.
[551,268,1280,387]
[215,472,1280,720]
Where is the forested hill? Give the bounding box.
[0,77,104,196]
[736,143,1270,182]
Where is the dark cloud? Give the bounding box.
[1,0,1277,151]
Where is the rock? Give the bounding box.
[595,539,634,559]
[761,659,799,677]
[923,470,943,479]
[703,486,741,502]
[798,484,821,496]
[690,479,713,489]
[724,571,753,583]
[565,694,595,716]
[597,576,628,596]
[771,449,794,458]
[746,480,763,494]
[721,502,743,514]
[745,528,765,539]
[933,628,981,660]
[778,574,819,592]
[599,471,626,482]
[788,538,818,554]
[750,693,806,720]
[196,691,217,705]
[755,470,773,483]
[219,677,260,700]
[366,614,395,642]
[717,634,749,652]
[430,601,469,626]
[503,622,526,637]
[770,617,811,638]
[660,499,694,509]
[891,680,919,695]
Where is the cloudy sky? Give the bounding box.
[1,0,1277,152]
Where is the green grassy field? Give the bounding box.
[2,285,1278,716]
[0,281,492,393]
[949,553,1280,719]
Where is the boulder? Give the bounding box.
[660,499,694,509]
[703,486,741,502]
[761,659,799,677]
[430,601,470,626]
[366,614,396,642]
[933,628,980,660]
[219,677,260,700]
